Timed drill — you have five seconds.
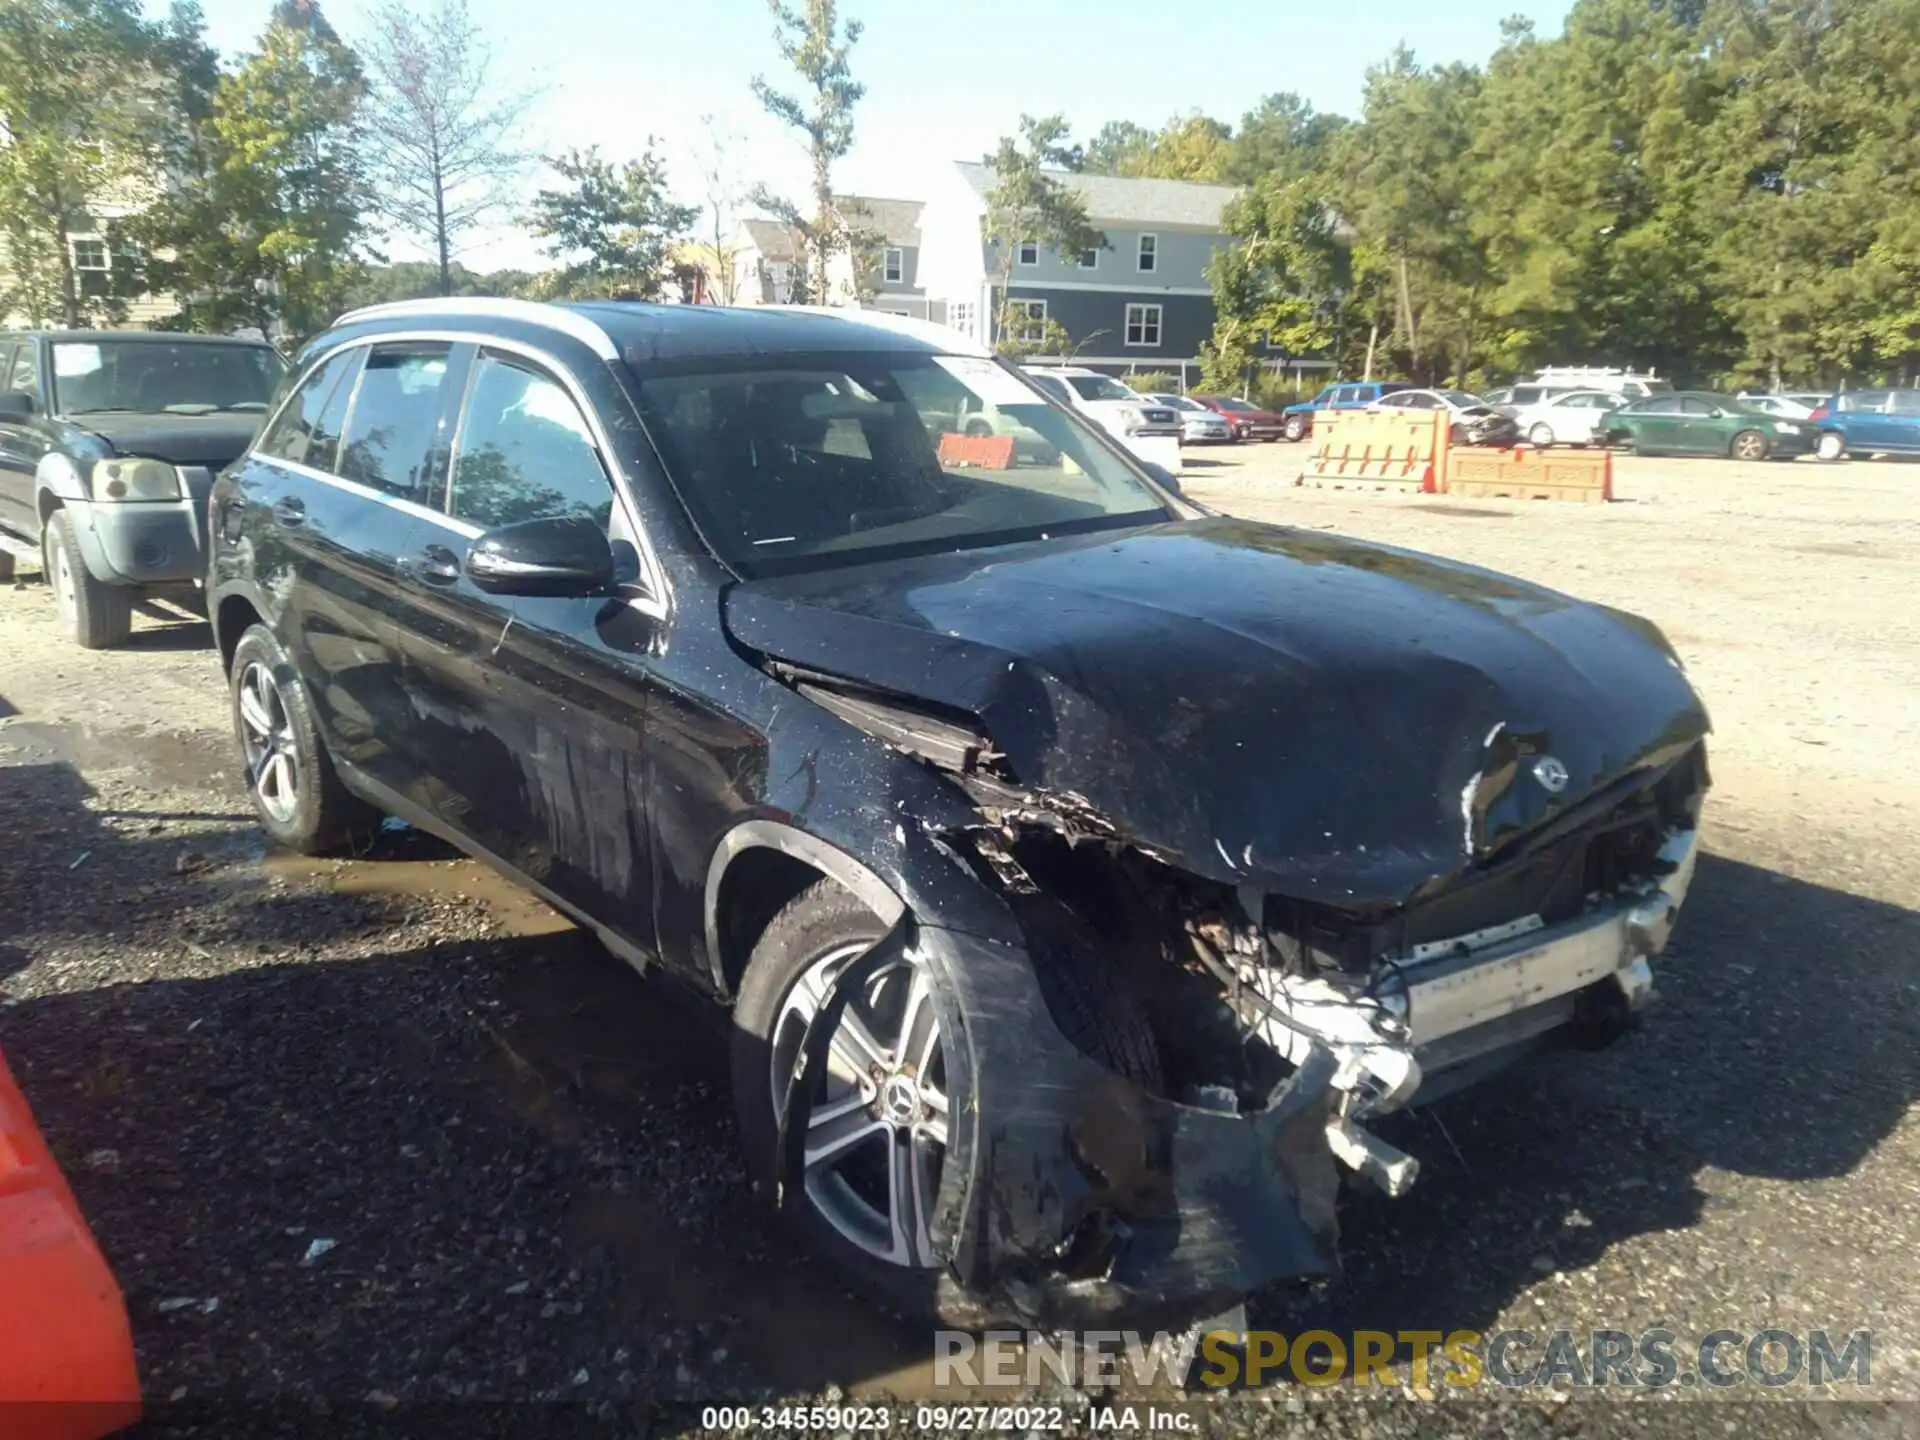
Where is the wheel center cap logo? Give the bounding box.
[880,1074,920,1123]
[1532,756,1571,794]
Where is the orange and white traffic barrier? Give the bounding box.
[0,1046,141,1440]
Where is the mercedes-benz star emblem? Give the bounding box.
[1533,756,1571,794]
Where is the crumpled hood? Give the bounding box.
[71,411,263,469]
[725,515,1709,908]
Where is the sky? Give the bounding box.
[176,0,1576,271]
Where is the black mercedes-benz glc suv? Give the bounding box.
[208,298,1708,1327]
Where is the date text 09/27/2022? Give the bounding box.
[698,1404,1195,1432]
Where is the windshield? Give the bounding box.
[1213,396,1256,412]
[52,341,286,415]
[633,352,1173,578]
[1064,374,1137,402]
[1153,394,1202,411]
[1435,389,1480,409]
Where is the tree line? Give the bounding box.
[0,0,705,339]
[1063,0,1920,391]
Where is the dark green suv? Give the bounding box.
[0,331,286,646]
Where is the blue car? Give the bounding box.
[1811,389,1920,461]
[1280,380,1413,441]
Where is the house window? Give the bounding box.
[767,261,791,301]
[1137,234,1158,273]
[948,302,974,338]
[1125,303,1162,347]
[883,247,904,283]
[70,237,110,273]
[1079,247,1099,270]
[1013,298,1048,343]
[1016,239,1039,266]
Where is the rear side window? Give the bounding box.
[256,348,360,471]
[448,355,612,530]
[338,344,452,503]
[1512,386,1541,405]
[1028,374,1071,404]
[1332,386,1358,404]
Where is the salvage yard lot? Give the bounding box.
[1,449,1917,1432]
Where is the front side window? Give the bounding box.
[1027,373,1071,403]
[1124,303,1162,347]
[256,348,361,471]
[6,343,39,397]
[1137,234,1158,272]
[1632,396,1680,414]
[449,356,613,531]
[337,344,451,503]
[1680,397,1717,416]
[50,341,284,415]
[883,248,904,283]
[631,352,1171,578]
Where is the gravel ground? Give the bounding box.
[0,451,1916,1439]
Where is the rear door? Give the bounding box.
[391,347,657,950]
[1624,395,1681,450]
[1673,396,1723,453]
[258,340,458,802]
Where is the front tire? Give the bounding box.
[1815,431,1846,462]
[1283,414,1309,442]
[46,510,132,649]
[731,881,952,1318]
[229,624,378,854]
[1730,429,1768,461]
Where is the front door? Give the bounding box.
[1672,396,1724,454]
[386,347,658,955]
[0,341,48,535]
[1627,396,1682,450]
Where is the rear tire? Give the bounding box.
[1528,422,1555,447]
[46,509,132,649]
[1730,429,1768,462]
[1815,431,1846,462]
[229,623,379,854]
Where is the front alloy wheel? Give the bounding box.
[770,942,950,1269]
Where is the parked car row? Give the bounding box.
[2,299,1714,1335]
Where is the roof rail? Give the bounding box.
[762,304,990,359]
[329,297,619,360]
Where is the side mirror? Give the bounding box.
[1709,408,1725,419]
[466,514,616,597]
[0,390,35,420]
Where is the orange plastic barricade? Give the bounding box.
[0,1047,141,1440]
[1443,444,1613,502]
[937,432,1016,470]
[1296,410,1443,492]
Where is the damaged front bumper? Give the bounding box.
[789,828,1700,1327]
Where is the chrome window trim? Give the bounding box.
[245,328,671,621]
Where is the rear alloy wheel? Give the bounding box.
[1730,429,1768,462]
[1528,422,1555,447]
[228,624,378,854]
[1815,431,1846,462]
[45,510,132,649]
[1283,414,1309,442]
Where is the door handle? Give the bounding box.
[399,543,461,586]
[272,495,306,527]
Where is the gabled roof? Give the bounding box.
[836,196,923,247]
[740,218,802,261]
[954,161,1239,229]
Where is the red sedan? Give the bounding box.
[1192,395,1287,441]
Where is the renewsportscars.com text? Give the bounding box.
[933,1328,1873,1390]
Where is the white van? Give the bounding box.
[1531,366,1673,400]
